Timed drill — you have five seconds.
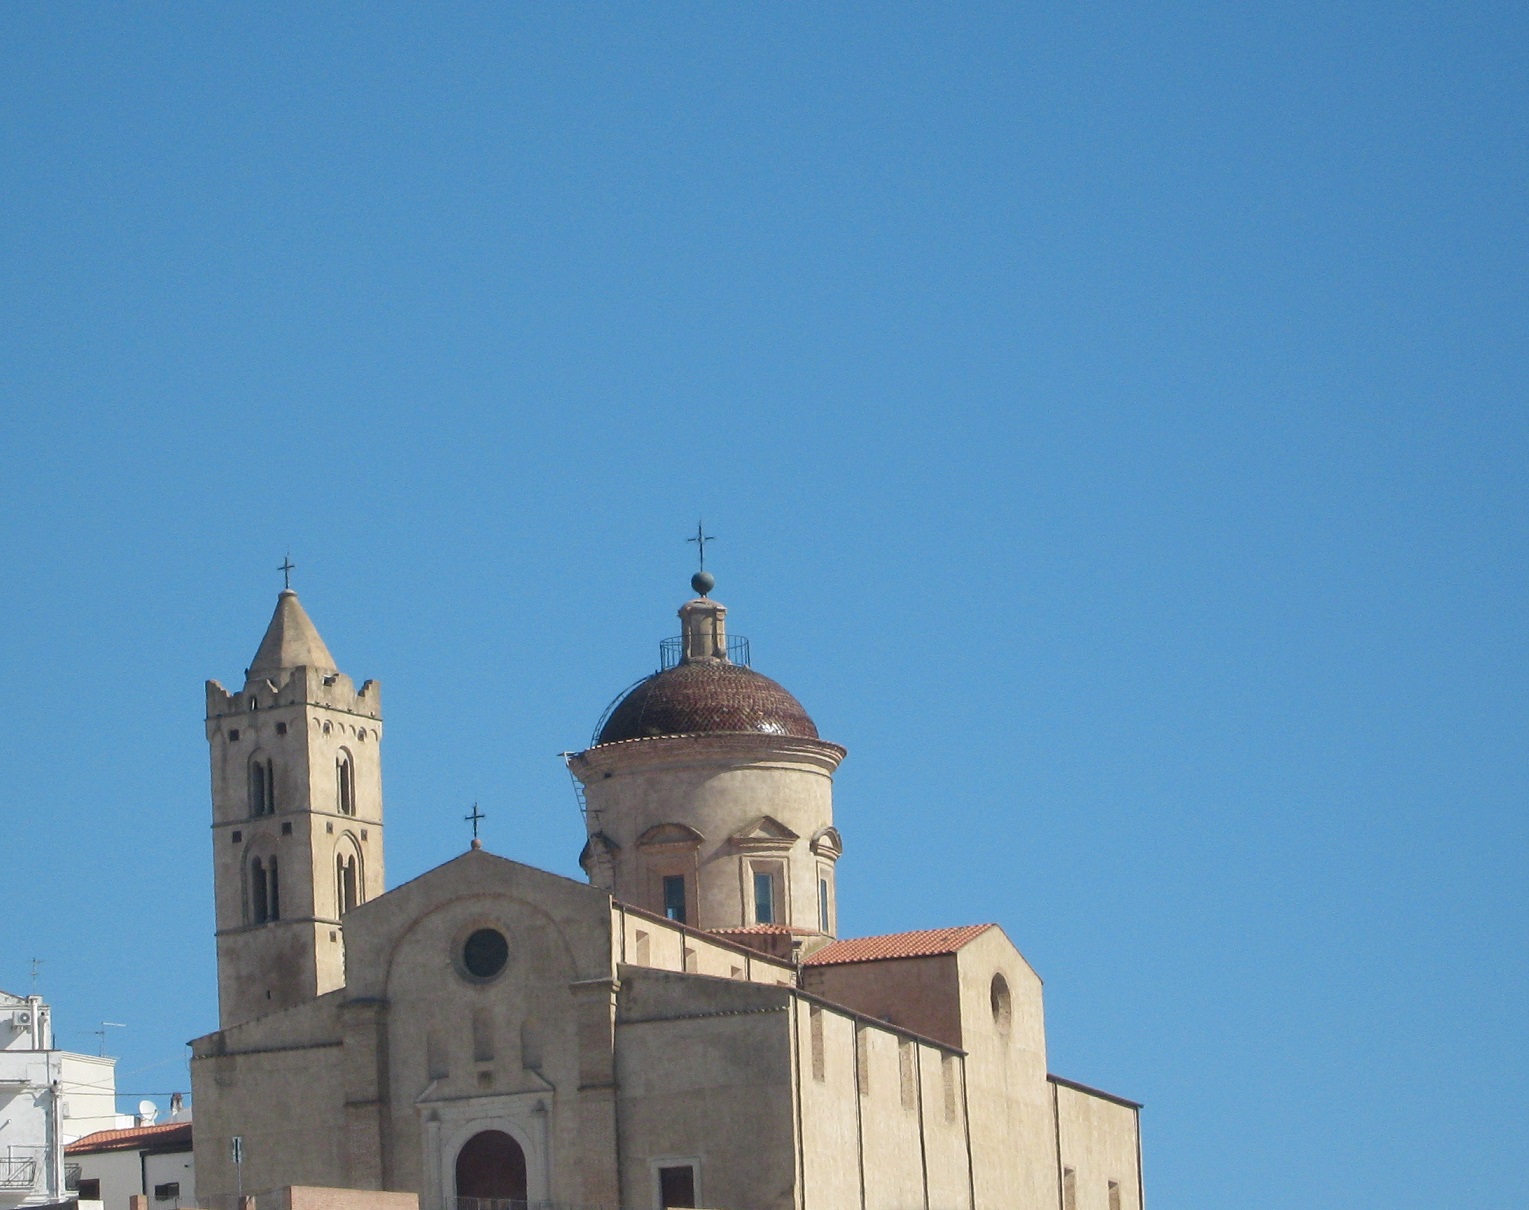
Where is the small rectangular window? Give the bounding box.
[1062,1167,1077,1210]
[154,1183,180,1201]
[634,930,650,965]
[663,875,686,923]
[230,830,241,844]
[855,1027,870,1095]
[942,1053,958,1122]
[65,1165,80,1192]
[754,871,775,924]
[227,729,239,742]
[1108,1180,1122,1210]
[275,722,287,735]
[79,1179,101,1201]
[809,1005,826,1081]
[818,876,831,932]
[658,1164,695,1208]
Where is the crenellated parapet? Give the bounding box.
[205,666,382,729]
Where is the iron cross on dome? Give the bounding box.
[687,521,715,571]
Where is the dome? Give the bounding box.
[594,660,820,745]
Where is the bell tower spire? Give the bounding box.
[205,580,384,1028]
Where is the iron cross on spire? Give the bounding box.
[465,802,485,840]
[687,521,716,571]
[278,554,296,591]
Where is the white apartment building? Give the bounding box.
[1,989,123,1210]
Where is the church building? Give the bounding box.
[189,576,1144,1210]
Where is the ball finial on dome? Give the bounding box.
[691,570,716,597]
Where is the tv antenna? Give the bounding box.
[93,1022,126,1056]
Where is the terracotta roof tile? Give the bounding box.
[66,1122,192,1154]
[802,924,995,966]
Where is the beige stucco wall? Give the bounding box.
[615,904,796,985]
[572,734,844,938]
[919,1045,974,1210]
[283,1188,417,1210]
[617,971,797,1210]
[1052,1082,1142,1210]
[800,929,1062,1210]
[793,993,972,1210]
[192,841,1143,1210]
[195,853,634,1210]
[341,851,621,1210]
[191,993,348,1209]
[954,929,1058,1210]
[794,998,861,1210]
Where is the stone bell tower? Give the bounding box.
[206,586,384,1028]
[569,573,846,952]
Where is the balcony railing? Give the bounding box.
[0,1157,38,1191]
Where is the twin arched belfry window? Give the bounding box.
[336,851,359,915]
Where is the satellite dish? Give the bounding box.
[137,1100,158,1125]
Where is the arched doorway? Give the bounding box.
[455,1129,528,1209]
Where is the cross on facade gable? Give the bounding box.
[278,555,296,591]
[465,802,485,840]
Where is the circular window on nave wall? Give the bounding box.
[461,927,509,980]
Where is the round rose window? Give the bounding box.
[462,928,508,979]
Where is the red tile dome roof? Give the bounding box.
[595,660,819,745]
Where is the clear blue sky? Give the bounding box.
[1,4,1524,1206]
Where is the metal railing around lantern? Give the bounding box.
[659,634,751,671]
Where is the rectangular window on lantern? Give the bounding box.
[818,872,832,932]
[662,875,686,924]
[754,870,776,924]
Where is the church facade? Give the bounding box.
[189,581,1143,1210]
